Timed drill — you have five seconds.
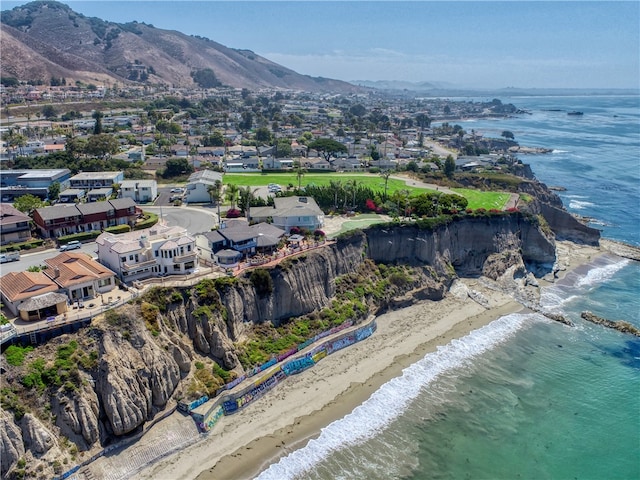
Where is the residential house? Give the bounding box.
[0,204,31,245]
[0,168,71,201]
[195,221,284,267]
[96,224,197,282]
[184,169,223,203]
[58,189,86,203]
[44,252,117,302]
[250,196,324,233]
[120,180,158,203]
[69,171,124,190]
[33,198,138,238]
[86,188,113,202]
[0,271,65,320]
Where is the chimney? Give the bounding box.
[53,267,60,278]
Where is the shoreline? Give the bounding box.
[127,241,605,480]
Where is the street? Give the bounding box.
[0,205,217,275]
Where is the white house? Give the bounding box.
[96,223,197,282]
[184,169,223,203]
[250,196,324,233]
[120,180,158,203]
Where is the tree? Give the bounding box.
[207,179,223,225]
[225,184,239,210]
[444,154,456,178]
[293,161,306,190]
[41,105,58,120]
[85,134,119,160]
[163,158,193,178]
[501,130,515,140]
[92,110,103,135]
[65,136,87,160]
[48,182,61,201]
[254,127,272,144]
[202,131,225,147]
[13,194,44,216]
[191,68,221,88]
[307,138,348,166]
[380,170,392,201]
[274,138,292,158]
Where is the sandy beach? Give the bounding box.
[125,241,603,480]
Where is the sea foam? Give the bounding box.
[255,313,534,480]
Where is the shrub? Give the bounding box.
[225,208,242,218]
[313,229,325,238]
[4,345,33,366]
[250,268,273,295]
[133,211,159,231]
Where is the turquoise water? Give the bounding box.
[256,96,640,480]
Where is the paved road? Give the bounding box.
[143,206,218,234]
[0,243,97,274]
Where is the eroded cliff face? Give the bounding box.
[0,214,555,479]
[366,215,556,276]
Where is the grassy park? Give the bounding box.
[222,173,511,210]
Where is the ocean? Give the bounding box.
[255,95,640,480]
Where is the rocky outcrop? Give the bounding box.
[581,311,640,336]
[0,409,24,477]
[366,215,556,277]
[538,203,600,245]
[96,306,181,436]
[20,413,57,455]
[52,384,100,450]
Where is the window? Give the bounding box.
[121,257,126,263]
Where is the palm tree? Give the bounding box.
[209,179,223,225]
[294,160,306,191]
[328,180,343,211]
[225,183,239,210]
[380,170,392,202]
[348,179,358,209]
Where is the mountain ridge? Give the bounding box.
[0,0,362,93]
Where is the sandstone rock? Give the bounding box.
[0,409,24,477]
[52,384,100,449]
[20,413,57,455]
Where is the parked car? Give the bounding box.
[170,188,184,193]
[60,240,82,251]
[0,252,20,263]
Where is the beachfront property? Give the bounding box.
[0,203,32,245]
[44,252,117,302]
[0,271,65,320]
[96,223,197,282]
[250,196,325,233]
[184,169,223,203]
[68,171,124,190]
[119,179,158,203]
[33,198,139,238]
[195,221,285,267]
[0,168,71,201]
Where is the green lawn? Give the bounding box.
[452,188,511,210]
[223,173,511,210]
[224,173,427,195]
[328,214,390,238]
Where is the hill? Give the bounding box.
[0,1,361,93]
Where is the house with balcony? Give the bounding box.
[68,171,124,190]
[33,198,138,238]
[0,204,32,245]
[0,271,66,320]
[250,196,324,233]
[96,224,197,282]
[120,180,158,203]
[44,252,117,302]
[196,221,285,267]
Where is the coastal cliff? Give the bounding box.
[0,214,555,479]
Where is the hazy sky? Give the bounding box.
[3,1,639,89]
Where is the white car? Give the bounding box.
[60,240,82,251]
